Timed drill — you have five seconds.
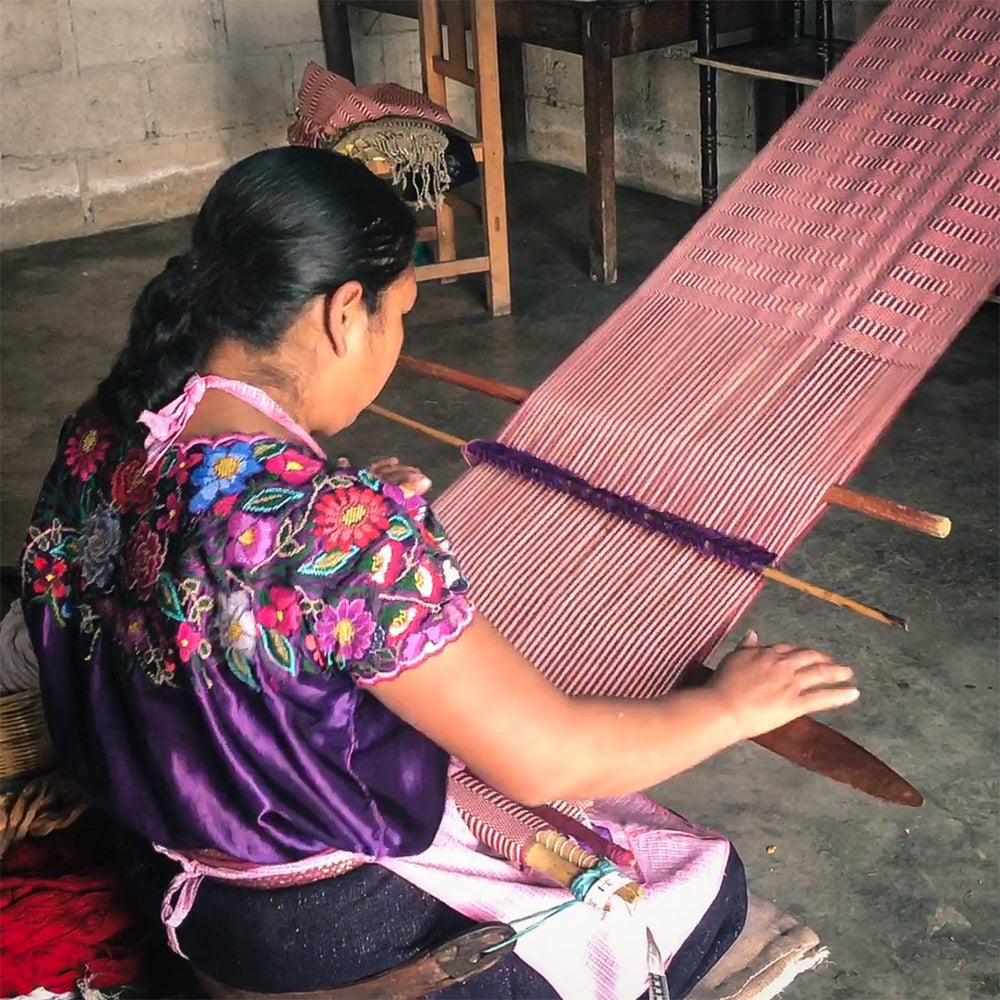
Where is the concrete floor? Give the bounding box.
[1,162,997,999]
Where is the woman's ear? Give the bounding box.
[321,281,367,357]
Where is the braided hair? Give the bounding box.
[97,147,416,427]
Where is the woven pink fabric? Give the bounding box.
[288,62,452,147]
[379,796,730,1000]
[437,0,1000,858]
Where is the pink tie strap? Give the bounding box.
[137,374,328,473]
[138,375,208,473]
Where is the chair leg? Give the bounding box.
[471,0,511,316]
[435,197,458,284]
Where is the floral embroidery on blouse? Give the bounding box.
[23,408,474,691]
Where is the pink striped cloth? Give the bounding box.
[436,0,1000,858]
[288,62,452,147]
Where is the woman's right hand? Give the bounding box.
[709,630,859,740]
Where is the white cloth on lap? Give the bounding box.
[1,598,40,694]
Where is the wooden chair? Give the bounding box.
[418,0,510,315]
[337,1,511,316]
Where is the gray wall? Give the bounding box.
[1,0,326,248]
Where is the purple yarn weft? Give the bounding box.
[462,439,776,575]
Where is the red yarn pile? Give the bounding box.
[1,813,150,996]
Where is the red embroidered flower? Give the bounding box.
[257,586,301,636]
[265,449,323,486]
[32,555,68,600]
[213,494,239,518]
[65,422,110,481]
[156,493,184,534]
[111,449,156,512]
[314,487,390,552]
[176,622,202,664]
[123,521,165,600]
[171,450,203,486]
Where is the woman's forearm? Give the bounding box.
[518,688,743,804]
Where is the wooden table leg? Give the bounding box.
[582,5,617,284]
[318,0,356,80]
[498,37,528,161]
[696,1,718,211]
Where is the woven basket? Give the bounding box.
[0,689,55,781]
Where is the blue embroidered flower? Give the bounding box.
[190,442,262,513]
[79,506,122,589]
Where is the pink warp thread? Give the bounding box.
[436,0,1000,863]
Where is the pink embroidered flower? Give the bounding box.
[111,449,156,512]
[32,555,68,600]
[304,633,325,669]
[123,521,165,600]
[176,621,202,663]
[257,587,301,636]
[314,487,389,552]
[213,494,238,518]
[225,512,277,567]
[65,422,111,481]
[315,598,376,662]
[156,493,184,534]
[265,449,323,486]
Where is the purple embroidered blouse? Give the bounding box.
[22,402,474,864]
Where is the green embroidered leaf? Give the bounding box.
[156,574,186,622]
[227,649,260,690]
[260,627,296,675]
[299,548,355,577]
[242,487,304,515]
[253,441,287,461]
[385,517,415,542]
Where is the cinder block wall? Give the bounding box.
[1,0,326,249]
[2,1,885,251]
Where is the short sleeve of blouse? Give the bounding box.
[302,473,475,687]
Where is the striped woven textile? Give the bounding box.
[436,0,1000,864]
[288,62,452,147]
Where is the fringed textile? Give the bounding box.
[289,62,454,208]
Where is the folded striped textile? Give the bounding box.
[289,63,454,208]
[435,0,1000,865]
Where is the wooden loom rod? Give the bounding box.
[396,354,951,540]
[365,403,908,630]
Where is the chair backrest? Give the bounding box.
[418,0,502,149]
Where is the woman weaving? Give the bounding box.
[21,148,859,999]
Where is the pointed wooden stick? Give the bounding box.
[680,663,923,807]
[396,354,951,539]
[365,402,908,629]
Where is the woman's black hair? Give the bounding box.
[96,147,417,427]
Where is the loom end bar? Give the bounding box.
[824,484,952,539]
[871,606,910,632]
[762,567,908,629]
